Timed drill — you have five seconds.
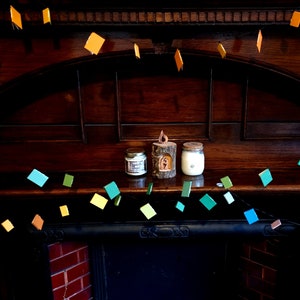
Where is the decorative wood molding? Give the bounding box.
[0,8,294,30]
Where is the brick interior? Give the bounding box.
[48,239,282,300]
[48,241,93,300]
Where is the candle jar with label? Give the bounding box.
[125,148,147,176]
[181,142,204,176]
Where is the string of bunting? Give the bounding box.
[7,5,300,70]
[1,162,300,233]
[3,7,300,232]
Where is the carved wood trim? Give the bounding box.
[0,8,294,29]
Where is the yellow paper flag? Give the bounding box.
[42,8,51,25]
[217,42,226,59]
[10,5,23,30]
[84,32,105,55]
[290,11,300,27]
[174,49,183,72]
[1,219,14,232]
[134,43,140,59]
[256,30,263,53]
[90,193,108,210]
[60,205,69,217]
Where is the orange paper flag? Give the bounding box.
[10,5,22,29]
[42,8,51,24]
[256,30,263,53]
[134,43,140,59]
[84,32,105,55]
[174,49,183,71]
[32,214,44,230]
[217,42,226,59]
[290,11,300,28]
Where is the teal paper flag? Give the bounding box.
[176,201,185,212]
[259,168,273,187]
[104,181,120,200]
[199,193,217,210]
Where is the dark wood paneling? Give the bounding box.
[0,52,299,173]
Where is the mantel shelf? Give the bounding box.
[1,169,299,198]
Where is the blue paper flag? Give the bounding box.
[27,169,49,187]
[244,208,259,224]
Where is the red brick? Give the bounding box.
[68,286,92,300]
[61,241,87,255]
[48,242,62,260]
[50,252,78,274]
[52,286,66,300]
[65,278,82,298]
[78,247,89,262]
[67,261,90,282]
[82,273,92,289]
[51,271,65,289]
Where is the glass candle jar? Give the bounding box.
[125,148,147,176]
[181,142,204,176]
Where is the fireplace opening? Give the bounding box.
[47,222,300,300]
[89,238,241,300]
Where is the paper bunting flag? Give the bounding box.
[63,173,74,187]
[175,201,185,212]
[256,30,263,53]
[104,181,120,200]
[134,43,140,59]
[84,32,105,55]
[10,6,23,30]
[199,194,217,211]
[290,11,300,28]
[259,168,273,187]
[32,214,44,230]
[90,193,109,210]
[146,182,153,195]
[60,205,69,217]
[220,176,233,189]
[27,168,49,187]
[1,219,14,232]
[42,8,51,25]
[114,194,122,206]
[174,49,183,71]
[181,181,192,197]
[223,191,235,204]
[217,42,226,59]
[140,203,157,220]
[244,208,259,225]
[271,219,282,230]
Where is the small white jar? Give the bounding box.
[181,142,204,176]
[125,148,147,176]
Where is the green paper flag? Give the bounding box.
[220,176,233,189]
[181,181,192,197]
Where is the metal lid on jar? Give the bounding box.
[125,148,146,158]
[182,142,203,151]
